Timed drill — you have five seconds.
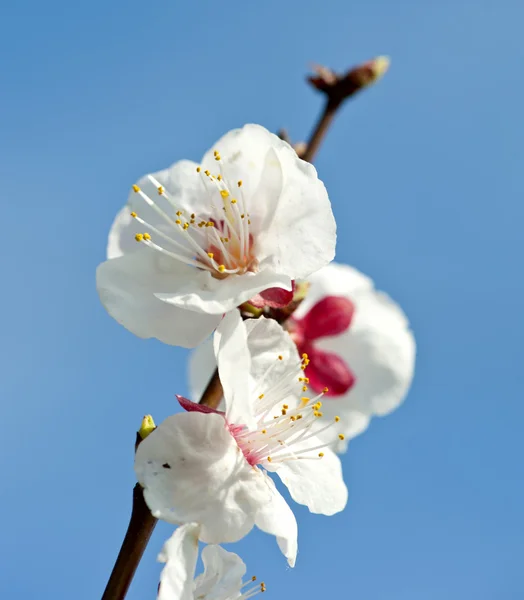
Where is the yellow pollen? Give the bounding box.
[196,166,201,172]
[218,265,226,272]
[224,237,229,242]
[290,416,296,421]
[231,198,237,204]
[157,185,164,195]
[301,397,309,404]
[134,233,143,242]
[130,211,137,218]
[304,378,310,383]
[323,387,329,393]
[238,180,243,187]
[302,385,308,392]
[248,219,251,224]
[316,401,323,408]
[240,214,245,218]
[220,190,230,198]
[204,170,210,176]
[217,174,222,181]
[206,221,214,227]
[338,434,345,440]
[190,219,195,224]
[132,184,140,193]
[191,213,195,219]
[283,404,289,409]
[175,219,182,225]
[176,211,182,216]
[335,416,340,422]
[278,355,283,360]
[258,394,264,399]
[302,353,309,360]
[267,456,272,462]
[252,576,257,582]
[318,452,324,458]
[143,232,151,240]
[183,223,189,230]
[281,408,287,416]
[207,252,214,259]
[215,154,221,161]
[300,365,306,371]
[261,429,267,434]
[296,415,303,420]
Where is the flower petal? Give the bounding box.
[135,412,270,544]
[214,311,255,430]
[249,283,296,309]
[155,269,292,315]
[296,296,355,340]
[254,472,298,567]
[188,337,216,401]
[193,545,246,600]
[255,147,336,280]
[157,523,200,600]
[274,443,348,516]
[96,249,221,347]
[304,345,356,396]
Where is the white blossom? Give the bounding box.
[97,124,335,348]
[135,312,348,567]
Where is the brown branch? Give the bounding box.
[198,367,222,409]
[300,56,390,162]
[101,484,157,600]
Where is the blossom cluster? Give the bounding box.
[97,124,415,597]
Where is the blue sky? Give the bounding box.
[1,0,523,598]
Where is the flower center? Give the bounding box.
[230,354,344,467]
[129,151,258,279]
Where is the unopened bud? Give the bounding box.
[138,414,156,440]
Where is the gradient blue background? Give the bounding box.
[1,0,523,598]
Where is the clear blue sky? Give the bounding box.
[1,0,523,598]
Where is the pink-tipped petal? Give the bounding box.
[305,346,356,396]
[249,282,296,309]
[298,296,355,341]
[177,395,225,416]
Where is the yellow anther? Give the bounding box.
[281,409,287,416]
[278,355,283,360]
[315,401,322,408]
[175,219,182,225]
[301,397,309,404]
[238,180,243,187]
[134,233,144,242]
[190,213,196,219]
[302,385,308,392]
[213,149,219,156]
[218,265,226,273]
[338,434,345,441]
[323,387,329,393]
[302,353,309,360]
[223,237,229,242]
[207,252,214,259]
[290,416,296,421]
[231,198,237,204]
[206,221,214,227]
[283,404,289,410]
[190,219,195,224]
[258,394,264,399]
[317,412,323,417]
[196,166,201,173]
[252,576,257,582]
[248,219,251,224]
[217,174,222,181]
[138,415,156,440]
[300,365,306,371]
[313,411,320,417]
[130,211,137,218]
[157,185,164,195]
[132,184,140,193]
[296,414,303,420]
[183,223,189,230]
[318,452,324,458]
[304,378,310,384]
[215,154,221,161]
[204,170,210,176]
[335,416,340,422]
[176,210,183,216]
[143,232,151,241]
[267,456,272,462]
[240,214,245,218]
[220,190,230,199]
[261,429,267,434]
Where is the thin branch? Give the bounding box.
[101,484,157,600]
[198,366,222,409]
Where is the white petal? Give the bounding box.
[96,250,221,348]
[274,443,348,516]
[135,412,271,544]
[244,317,301,409]
[156,269,292,315]
[316,287,415,441]
[193,545,246,600]
[157,523,200,600]
[254,472,298,567]
[106,206,146,259]
[255,146,336,280]
[294,262,374,319]
[214,311,255,429]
